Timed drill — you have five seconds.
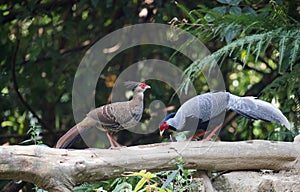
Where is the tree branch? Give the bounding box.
[0,140,300,192]
[11,39,55,135]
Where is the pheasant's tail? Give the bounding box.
[228,94,290,130]
[55,125,80,148]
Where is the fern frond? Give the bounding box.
[278,35,287,72]
[289,38,300,71]
[254,38,263,63]
[180,28,300,93]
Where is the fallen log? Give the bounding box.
[1,140,300,191]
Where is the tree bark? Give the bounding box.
[1,140,300,192]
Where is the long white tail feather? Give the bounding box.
[228,94,290,130]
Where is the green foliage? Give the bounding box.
[177,0,293,42]
[176,0,300,85]
[123,170,156,192]
[262,64,300,134]
[73,157,202,192]
[159,157,200,191]
[20,124,43,145]
[183,28,300,84]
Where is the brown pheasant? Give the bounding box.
[55,81,150,149]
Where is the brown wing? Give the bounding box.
[86,104,121,129]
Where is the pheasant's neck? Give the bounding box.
[132,91,144,102]
[168,112,184,131]
[129,91,144,109]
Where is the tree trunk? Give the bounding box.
[1,140,300,191]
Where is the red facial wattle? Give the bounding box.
[139,83,147,89]
[159,122,169,131]
[139,83,150,90]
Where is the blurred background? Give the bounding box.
[0,0,299,156]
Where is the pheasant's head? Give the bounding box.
[159,112,176,136]
[137,82,151,92]
[159,122,169,136]
[124,81,151,92]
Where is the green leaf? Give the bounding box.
[31,48,41,61]
[112,182,132,192]
[1,121,14,127]
[175,2,196,22]
[217,0,231,4]
[244,41,252,65]
[19,139,33,144]
[261,35,272,53]
[242,7,257,15]
[212,6,227,15]
[123,170,156,179]
[254,38,263,62]
[230,0,242,6]
[224,25,239,43]
[161,169,179,189]
[229,6,242,16]
[134,178,147,192]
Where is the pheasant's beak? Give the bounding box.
[160,130,164,137]
[145,85,151,90]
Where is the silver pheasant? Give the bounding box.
[159,92,290,136]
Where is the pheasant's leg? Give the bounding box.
[106,132,126,149]
[202,123,223,141]
[188,131,206,141]
[106,132,116,147]
[111,138,123,147]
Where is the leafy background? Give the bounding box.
[1,0,299,191]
